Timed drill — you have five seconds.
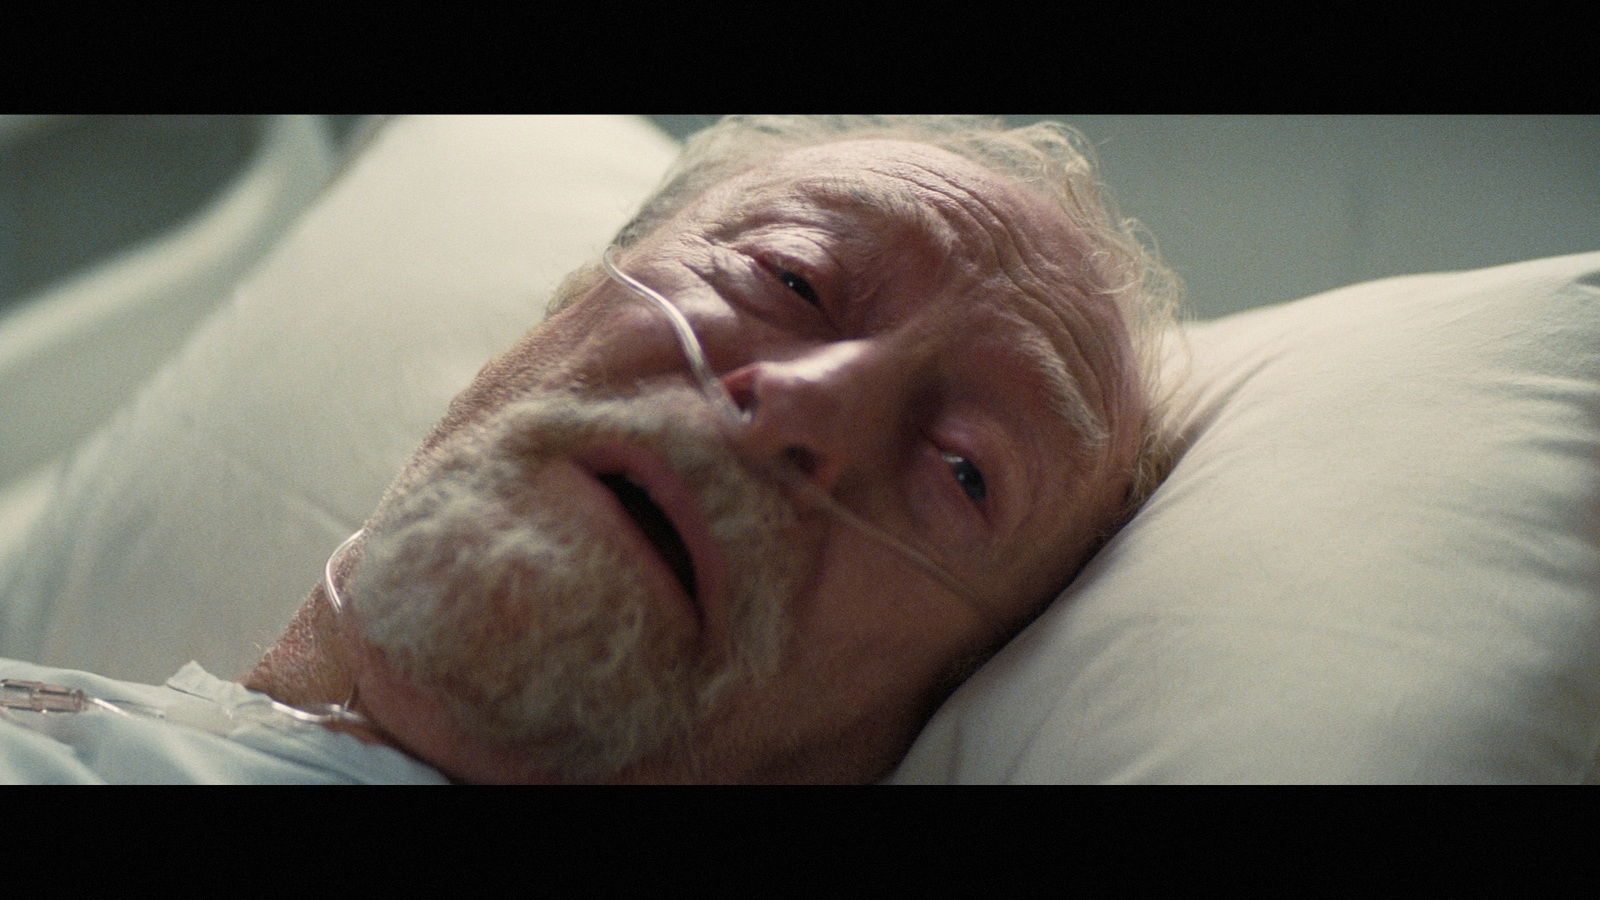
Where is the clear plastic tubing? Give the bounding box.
[324,251,1000,636]
[599,247,998,632]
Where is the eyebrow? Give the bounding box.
[1011,324,1109,452]
[832,180,921,217]
[805,178,952,247]
[777,167,1113,450]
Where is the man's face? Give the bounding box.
[340,139,1141,782]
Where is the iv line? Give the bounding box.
[0,532,374,730]
[1,674,366,737]
[0,521,367,731]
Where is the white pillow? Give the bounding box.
[0,116,681,682]
[890,251,1600,783]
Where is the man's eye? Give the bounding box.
[942,453,987,502]
[779,270,821,307]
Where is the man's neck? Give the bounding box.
[243,584,352,710]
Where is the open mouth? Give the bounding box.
[597,472,698,601]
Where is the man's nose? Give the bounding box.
[719,340,910,496]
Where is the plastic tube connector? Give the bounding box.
[1,679,87,712]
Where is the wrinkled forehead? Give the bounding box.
[694,139,1094,264]
[684,140,1116,340]
[682,138,1135,448]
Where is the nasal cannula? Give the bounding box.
[597,246,997,630]
[0,247,1007,725]
[335,250,997,627]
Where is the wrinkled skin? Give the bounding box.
[245,139,1141,783]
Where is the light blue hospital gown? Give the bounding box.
[0,658,448,784]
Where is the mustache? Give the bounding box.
[344,386,804,776]
[369,386,799,553]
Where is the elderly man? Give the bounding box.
[4,116,1179,783]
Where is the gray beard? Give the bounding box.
[346,388,802,781]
